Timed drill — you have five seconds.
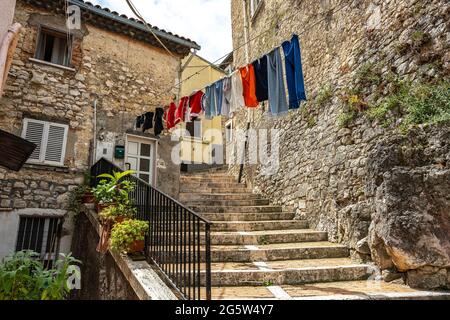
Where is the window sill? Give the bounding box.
[23,162,71,173]
[181,136,210,144]
[29,58,76,72]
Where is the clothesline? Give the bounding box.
[164,33,307,130]
[166,0,352,95]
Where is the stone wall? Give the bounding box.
[71,213,139,300]
[0,1,184,257]
[229,0,450,288]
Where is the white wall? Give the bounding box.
[0,0,16,43]
[0,209,73,261]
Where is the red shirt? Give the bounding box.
[240,64,258,108]
[175,96,189,125]
[189,91,204,119]
[164,102,177,129]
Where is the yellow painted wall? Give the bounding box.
[179,54,226,164]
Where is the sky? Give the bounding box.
[91,0,233,63]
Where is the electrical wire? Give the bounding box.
[166,0,353,94]
[125,0,176,58]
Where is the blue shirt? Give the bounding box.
[282,34,307,109]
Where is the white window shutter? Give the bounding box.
[44,124,68,165]
[23,119,45,161]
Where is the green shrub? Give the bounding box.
[92,170,136,205]
[110,220,149,253]
[366,80,450,131]
[0,251,80,300]
[99,203,137,222]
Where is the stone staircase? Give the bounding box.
[179,168,450,300]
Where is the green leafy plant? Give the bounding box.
[68,185,90,217]
[92,170,136,205]
[110,220,149,253]
[99,203,137,222]
[0,251,80,300]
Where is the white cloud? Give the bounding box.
[90,0,232,63]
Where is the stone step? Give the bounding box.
[210,229,328,245]
[179,193,263,202]
[180,176,236,183]
[181,188,252,194]
[201,281,450,300]
[210,220,309,232]
[184,199,271,207]
[207,242,350,262]
[204,263,372,287]
[154,229,327,246]
[192,205,284,213]
[181,182,247,190]
[199,211,295,222]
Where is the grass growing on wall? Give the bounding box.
[367,80,450,132]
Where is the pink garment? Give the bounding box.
[0,23,21,97]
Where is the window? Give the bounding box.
[21,118,68,166]
[250,0,263,18]
[185,119,202,139]
[35,28,72,67]
[225,120,233,144]
[15,216,63,268]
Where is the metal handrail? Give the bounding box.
[91,158,212,300]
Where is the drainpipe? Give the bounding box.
[0,23,21,97]
[238,0,252,183]
[90,93,98,165]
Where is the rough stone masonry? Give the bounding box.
[229,0,450,289]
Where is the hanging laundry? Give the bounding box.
[135,115,144,129]
[175,96,189,125]
[230,70,245,116]
[203,84,216,120]
[165,102,177,129]
[252,56,269,102]
[154,107,165,136]
[142,112,154,132]
[221,77,232,118]
[189,90,204,120]
[240,64,258,108]
[282,34,307,109]
[267,48,288,116]
[214,79,224,116]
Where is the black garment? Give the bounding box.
[154,108,165,136]
[136,115,144,129]
[252,56,269,102]
[142,112,154,132]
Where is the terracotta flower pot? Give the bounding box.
[128,239,145,253]
[82,192,95,204]
[114,216,129,224]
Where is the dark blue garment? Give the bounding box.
[214,79,224,116]
[252,56,269,102]
[203,85,215,120]
[282,34,307,109]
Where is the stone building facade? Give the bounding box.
[0,0,198,260]
[229,0,450,288]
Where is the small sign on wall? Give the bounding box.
[157,159,166,170]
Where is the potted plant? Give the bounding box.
[92,170,136,213]
[99,203,137,224]
[110,219,149,254]
[82,172,95,204]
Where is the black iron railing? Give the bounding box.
[91,158,212,300]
